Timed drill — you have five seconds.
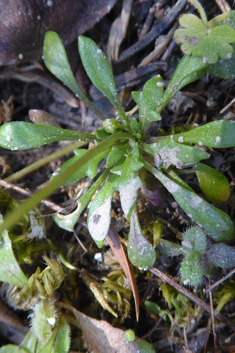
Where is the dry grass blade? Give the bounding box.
[106,225,140,321]
[107,0,133,62]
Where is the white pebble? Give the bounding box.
[94,253,103,262]
[178,136,184,143]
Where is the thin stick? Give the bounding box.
[138,22,178,67]
[205,268,235,293]
[150,267,235,331]
[220,98,235,114]
[0,179,63,213]
[209,291,217,349]
[214,0,231,13]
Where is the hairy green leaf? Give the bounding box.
[54,317,70,353]
[180,251,204,286]
[20,331,37,353]
[44,31,82,95]
[158,239,183,257]
[182,226,207,253]
[209,43,235,79]
[207,244,235,269]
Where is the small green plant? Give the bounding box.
[1,19,235,270]
[174,0,235,78]
[0,2,235,351]
[159,226,235,287]
[174,0,235,63]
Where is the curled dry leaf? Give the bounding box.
[0,0,117,65]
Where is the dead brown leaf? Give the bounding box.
[107,225,140,321]
[58,301,139,353]
[0,0,117,65]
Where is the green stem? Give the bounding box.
[72,83,107,121]
[5,141,88,183]
[0,132,133,234]
[76,168,110,208]
[117,110,132,133]
[189,0,208,27]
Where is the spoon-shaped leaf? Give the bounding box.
[53,169,110,232]
[173,120,235,148]
[0,122,94,150]
[78,36,122,112]
[128,208,156,270]
[29,109,60,127]
[88,174,118,243]
[143,139,209,169]
[195,163,230,203]
[43,31,106,121]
